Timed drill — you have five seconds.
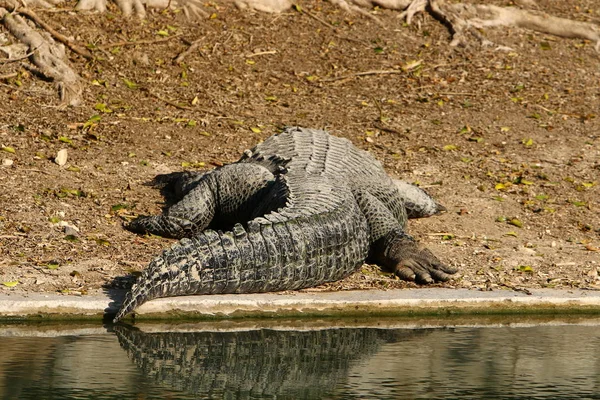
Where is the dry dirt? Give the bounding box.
[0,0,599,300]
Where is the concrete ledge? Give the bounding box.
[1,288,600,321]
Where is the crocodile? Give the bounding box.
[113,325,419,397]
[114,127,457,322]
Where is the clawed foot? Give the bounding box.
[392,245,457,284]
[373,229,458,284]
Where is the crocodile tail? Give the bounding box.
[114,224,262,323]
[113,236,209,323]
[114,203,370,322]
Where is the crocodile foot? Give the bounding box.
[373,229,457,284]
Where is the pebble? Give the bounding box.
[2,159,13,166]
[59,222,80,236]
[55,149,68,166]
[516,246,536,255]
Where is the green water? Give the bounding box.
[1,320,600,399]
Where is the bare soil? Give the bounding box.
[0,0,599,299]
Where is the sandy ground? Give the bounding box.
[0,0,598,299]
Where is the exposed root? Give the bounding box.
[65,0,600,53]
[74,0,108,13]
[328,0,384,25]
[393,0,600,50]
[464,4,600,51]
[173,35,204,64]
[17,7,93,59]
[234,0,290,13]
[0,8,82,105]
[19,0,62,7]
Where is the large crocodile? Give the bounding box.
[114,127,457,322]
[113,325,421,397]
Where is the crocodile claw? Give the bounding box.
[393,247,458,284]
[373,229,457,284]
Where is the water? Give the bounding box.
[2,319,600,399]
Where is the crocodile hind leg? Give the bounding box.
[356,190,457,283]
[149,171,206,203]
[371,228,457,283]
[126,163,276,239]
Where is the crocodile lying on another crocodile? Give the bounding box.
[113,127,457,322]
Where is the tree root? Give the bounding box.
[0,7,82,105]
[0,0,597,107]
[391,0,600,50]
[34,0,600,54]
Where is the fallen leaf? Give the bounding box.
[111,204,130,212]
[516,265,534,273]
[123,78,138,89]
[585,244,599,252]
[2,281,18,287]
[95,238,111,246]
[94,103,112,113]
[508,218,523,228]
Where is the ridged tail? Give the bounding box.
[113,201,369,323]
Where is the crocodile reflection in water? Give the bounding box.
[113,325,421,398]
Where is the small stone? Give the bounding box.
[2,159,13,166]
[55,148,68,166]
[517,246,536,255]
[62,224,80,236]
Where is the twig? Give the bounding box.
[294,5,367,45]
[302,7,336,29]
[323,69,403,82]
[0,72,18,80]
[22,168,52,175]
[173,36,205,64]
[438,92,479,96]
[98,33,183,50]
[498,282,532,295]
[141,88,193,110]
[141,88,220,116]
[372,122,406,137]
[0,46,38,63]
[18,8,93,60]
[246,50,277,58]
[369,96,385,122]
